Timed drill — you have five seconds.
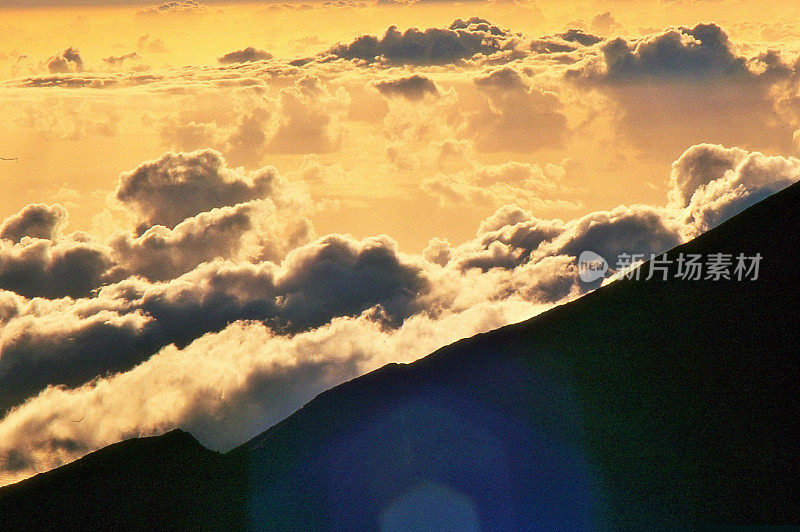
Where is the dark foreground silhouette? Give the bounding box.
[2,182,799,529]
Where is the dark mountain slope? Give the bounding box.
[0,429,245,529]
[2,180,799,529]
[231,179,800,529]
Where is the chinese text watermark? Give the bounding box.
[578,251,762,282]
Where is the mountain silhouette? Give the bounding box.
[2,181,799,529]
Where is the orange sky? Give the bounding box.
[0,1,798,249]
[4,0,800,488]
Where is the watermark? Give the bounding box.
[577,250,609,283]
[578,251,762,282]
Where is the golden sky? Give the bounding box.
[2,0,800,249]
[2,0,800,486]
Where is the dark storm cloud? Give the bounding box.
[324,18,520,65]
[218,47,273,64]
[373,75,439,101]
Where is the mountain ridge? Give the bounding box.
[2,180,799,529]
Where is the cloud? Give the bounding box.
[45,47,83,74]
[449,202,683,280]
[589,12,624,37]
[565,24,797,154]
[466,68,568,152]
[531,29,603,55]
[218,47,273,64]
[110,201,271,281]
[670,143,800,233]
[373,75,440,101]
[422,160,580,212]
[577,23,784,81]
[537,205,684,267]
[0,296,544,486]
[0,204,68,243]
[137,35,169,54]
[0,233,429,414]
[265,76,348,154]
[1,137,799,487]
[422,237,451,266]
[560,29,604,47]
[136,0,203,16]
[16,99,120,141]
[102,52,141,68]
[115,149,281,230]
[225,108,272,167]
[0,236,118,300]
[324,18,520,65]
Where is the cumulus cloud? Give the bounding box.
[565,24,797,154]
[115,149,281,230]
[0,236,118,300]
[589,11,624,37]
[447,202,682,281]
[325,18,521,65]
[45,47,84,74]
[443,145,799,284]
[218,47,273,64]
[0,205,120,301]
[4,150,312,297]
[110,201,270,281]
[670,144,800,233]
[225,107,272,167]
[373,75,440,101]
[537,205,684,266]
[466,68,568,152]
[0,204,67,243]
[531,29,602,54]
[1,139,798,488]
[136,0,203,16]
[266,76,348,154]
[0,297,546,486]
[0,233,430,414]
[574,23,788,82]
[422,160,580,213]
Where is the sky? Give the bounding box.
[2,0,800,485]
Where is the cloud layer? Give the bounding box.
[2,140,798,486]
[3,12,800,488]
